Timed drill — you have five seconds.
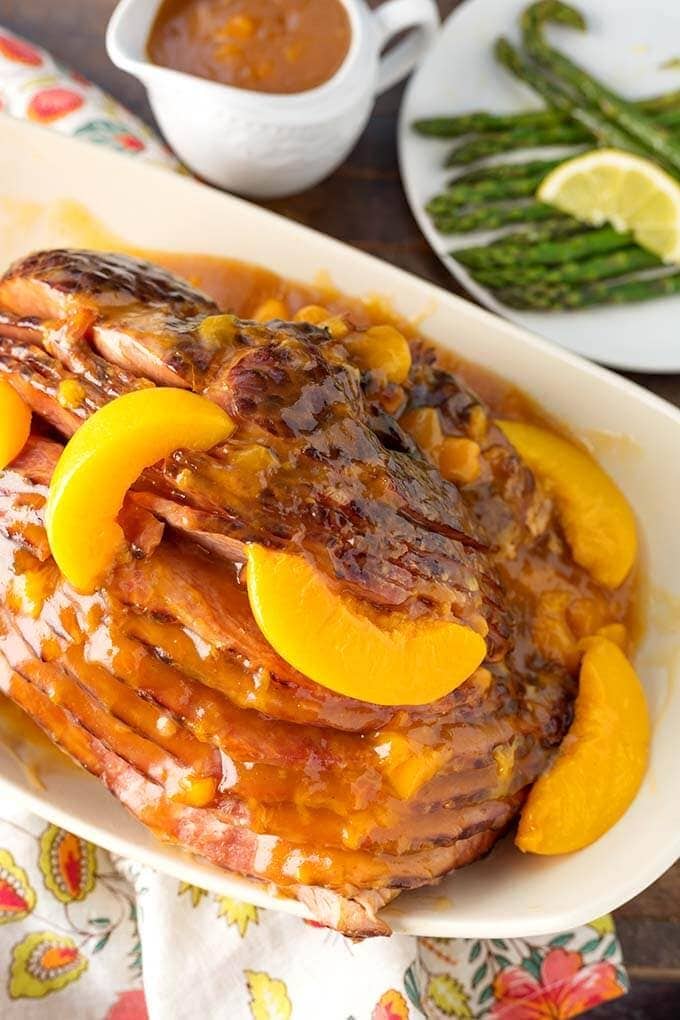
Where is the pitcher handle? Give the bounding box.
[373,0,439,95]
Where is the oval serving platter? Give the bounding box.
[0,114,679,937]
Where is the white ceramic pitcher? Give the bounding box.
[107,0,439,198]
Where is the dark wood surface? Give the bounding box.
[1,0,679,1008]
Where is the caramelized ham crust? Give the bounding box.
[0,249,604,935]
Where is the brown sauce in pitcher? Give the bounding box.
[148,0,352,94]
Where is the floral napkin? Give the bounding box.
[0,806,627,1020]
[0,23,629,1020]
[0,26,177,168]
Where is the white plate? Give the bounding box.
[398,0,680,372]
[1,115,679,938]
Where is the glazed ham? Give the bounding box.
[0,249,583,936]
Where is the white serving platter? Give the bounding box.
[0,114,679,937]
[398,0,680,372]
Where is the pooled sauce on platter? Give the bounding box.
[0,693,74,790]
[148,0,352,94]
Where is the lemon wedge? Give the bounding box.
[539,149,680,263]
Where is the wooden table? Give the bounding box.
[2,0,679,1012]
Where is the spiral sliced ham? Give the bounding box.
[0,249,579,936]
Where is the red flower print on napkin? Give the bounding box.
[105,989,149,1020]
[119,132,144,151]
[28,87,84,123]
[0,34,42,65]
[491,947,624,1019]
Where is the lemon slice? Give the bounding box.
[539,149,680,263]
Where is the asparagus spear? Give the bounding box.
[445,121,586,166]
[431,171,551,207]
[445,104,680,164]
[448,159,564,185]
[415,95,680,138]
[484,217,584,244]
[641,108,680,131]
[642,89,680,113]
[431,200,560,233]
[453,225,632,267]
[495,269,680,310]
[415,109,566,137]
[494,38,649,157]
[470,246,661,287]
[521,0,680,176]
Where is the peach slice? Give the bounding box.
[246,544,487,706]
[46,388,233,593]
[516,637,650,855]
[0,380,32,470]
[497,420,636,588]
